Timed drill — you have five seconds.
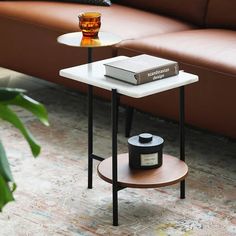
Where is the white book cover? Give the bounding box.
[104,54,179,85]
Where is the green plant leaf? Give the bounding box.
[0,87,49,212]
[0,174,15,212]
[11,94,49,126]
[0,88,26,101]
[0,141,14,182]
[0,104,41,157]
[0,90,49,126]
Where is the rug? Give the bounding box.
[0,68,235,235]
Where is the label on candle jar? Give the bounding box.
[140,153,158,166]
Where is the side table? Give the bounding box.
[59,57,199,226]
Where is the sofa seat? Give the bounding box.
[117,29,236,138]
[118,29,236,76]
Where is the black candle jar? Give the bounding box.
[128,133,164,169]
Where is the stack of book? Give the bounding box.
[104,54,179,85]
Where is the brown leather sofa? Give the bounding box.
[0,0,235,139]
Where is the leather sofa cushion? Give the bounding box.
[113,0,208,26]
[0,1,195,38]
[206,0,236,30]
[118,29,236,77]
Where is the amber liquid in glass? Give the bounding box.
[79,12,101,37]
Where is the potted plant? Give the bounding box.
[0,87,49,211]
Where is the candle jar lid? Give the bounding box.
[128,133,164,149]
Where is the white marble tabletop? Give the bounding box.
[59,56,199,98]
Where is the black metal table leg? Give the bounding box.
[88,85,93,189]
[112,89,119,226]
[88,47,92,64]
[88,48,93,189]
[125,106,134,137]
[179,86,185,199]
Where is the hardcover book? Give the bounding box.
[104,54,179,85]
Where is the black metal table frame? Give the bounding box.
[86,48,186,226]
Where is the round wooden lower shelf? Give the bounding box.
[97,153,188,188]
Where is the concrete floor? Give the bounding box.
[0,68,235,235]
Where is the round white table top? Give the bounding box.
[57,31,123,48]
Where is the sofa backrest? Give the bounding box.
[113,0,208,26]
[205,0,236,30]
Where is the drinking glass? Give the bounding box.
[78,12,101,38]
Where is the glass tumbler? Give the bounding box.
[78,12,101,38]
